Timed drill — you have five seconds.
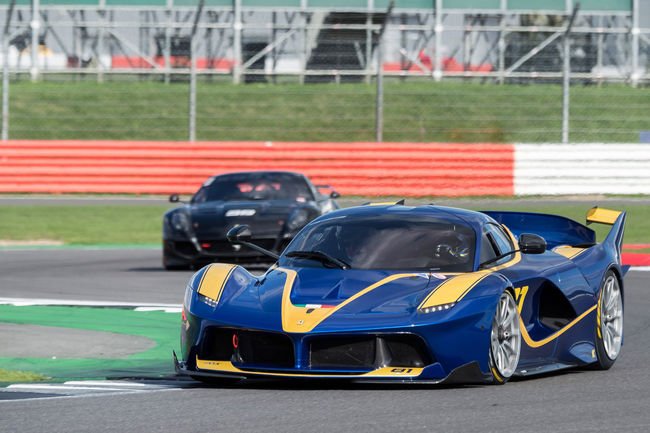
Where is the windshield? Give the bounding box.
[281,214,476,272]
[192,173,314,203]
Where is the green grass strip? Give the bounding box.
[0,205,169,245]
[1,202,649,245]
[7,80,650,142]
[0,368,47,385]
[0,306,180,382]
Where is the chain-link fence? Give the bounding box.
[1,0,649,143]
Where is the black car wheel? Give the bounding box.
[592,270,623,370]
[489,291,522,384]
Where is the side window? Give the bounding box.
[486,224,514,255]
[192,188,207,204]
[480,232,498,264]
[481,224,514,267]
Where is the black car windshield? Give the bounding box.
[281,214,476,272]
[192,173,314,203]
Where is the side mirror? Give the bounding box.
[225,225,279,260]
[519,233,546,254]
[227,225,252,244]
[330,191,341,199]
[169,194,180,203]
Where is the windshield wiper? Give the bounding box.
[285,250,351,270]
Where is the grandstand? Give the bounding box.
[0,0,645,84]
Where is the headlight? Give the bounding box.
[420,302,456,314]
[287,209,309,231]
[184,280,217,308]
[171,212,191,232]
[198,294,218,307]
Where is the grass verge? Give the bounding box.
[0,201,648,245]
[7,80,650,142]
[0,368,47,384]
[0,205,169,245]
[0,306,180,382]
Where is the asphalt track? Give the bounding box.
[1,249,650,433]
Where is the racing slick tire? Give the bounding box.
[489,291,522,385]
[592,270,624,370]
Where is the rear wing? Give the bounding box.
[481,211,596,249]
[586,207,626,260]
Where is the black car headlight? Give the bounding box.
[287,209,309,231]
[171,212,191,232]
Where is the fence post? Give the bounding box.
[233,0,242,84]
[375,38,384,142]
[631,0,639,87]
[31,0,40,82]
[433,0,443,82]
[375,1,393,143]
[97,0,106,83]
[164,0,172,85]
[562,3,579,144]
[2,0,16,141]
[189,0,205,143]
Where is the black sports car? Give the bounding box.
[163,171,340,270]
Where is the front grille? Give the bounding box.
[197,327,295,368]
[309,334,431,370]
[383,335,431,368]
[236,331,295,368]
[172,241,196,256]
[197,328,234,361]
[310,337,376,369]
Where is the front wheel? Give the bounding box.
[489,291,522,384]
[593,271,624,370]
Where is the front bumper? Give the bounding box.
[174,352,491,384]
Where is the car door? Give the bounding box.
[483,222,593,368]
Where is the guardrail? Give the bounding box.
[0,140,514,196]
[1,140,647,196]
[515,143,650,195]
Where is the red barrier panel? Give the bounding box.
[0,140,515,197]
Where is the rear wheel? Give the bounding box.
[593,271,623,370]
[489,291,522,384]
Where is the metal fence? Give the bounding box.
[0,0,649,143]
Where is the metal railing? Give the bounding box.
[0,0,648,143]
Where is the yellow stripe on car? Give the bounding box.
[418,272,489,310]
[586,207,622,225]
[553,245,587,260]
[277,268,423,333]
[197,263,237,301]
[195,357,423,378]
[519,304,597,348]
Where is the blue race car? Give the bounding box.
[175,203,626,384]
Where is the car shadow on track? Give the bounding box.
[171,367,595,391]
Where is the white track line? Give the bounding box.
[1,380,184,403]
[630,266,650,272]
[0,388,180,403]
[7,384,141,392]
[0,297,181,309]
